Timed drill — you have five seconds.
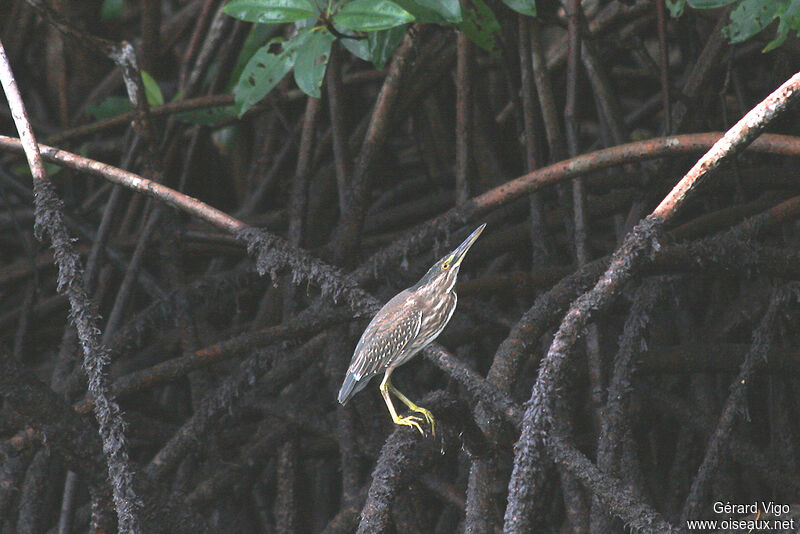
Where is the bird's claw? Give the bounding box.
[395,408,435,437]
[411,407,435,436]
[396,414,425,435]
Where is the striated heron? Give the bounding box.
[338,223,486,435]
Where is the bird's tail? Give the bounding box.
[338,373,360,405]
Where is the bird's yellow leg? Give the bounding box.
[387,381,435,436]
[379,374,424,435]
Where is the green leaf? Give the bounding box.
[233,30,311,115]
[234,40,296,115]
[86,96,132,119]
[228,23,280,91]
[338,25,406,69]
[367,25,407,69]
[457,0,501,54]
[294,29,335,97]
[686,0,737,8]
[410,0,462,22]
[176,106,238,125]
[665,0,686,17]
[339,37,372,62]
[333,0,415,31]
[722,0,783,43]
[141,70,164,106]
[501,0,536,17]
[762,0,800,51]
[223,0,317,23]
[101,0,124,19]
[390,0,450,23]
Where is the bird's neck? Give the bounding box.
[416,275,456,297]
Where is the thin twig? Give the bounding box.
[0,37,142,533]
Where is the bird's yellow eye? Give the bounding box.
[442,261,450,270]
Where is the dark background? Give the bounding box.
[1,0,800,533]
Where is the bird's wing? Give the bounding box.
[349,297,422,381]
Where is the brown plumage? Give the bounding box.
[338,224,485,435]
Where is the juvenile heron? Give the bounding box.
[338,224,486,435]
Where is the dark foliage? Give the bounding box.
[2,1,800,533]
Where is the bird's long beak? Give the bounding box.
[452,223,486,266]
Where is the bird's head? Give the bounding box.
[415,223,486,294]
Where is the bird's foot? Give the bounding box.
[410,406,435,436]
[393,414,425,435]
